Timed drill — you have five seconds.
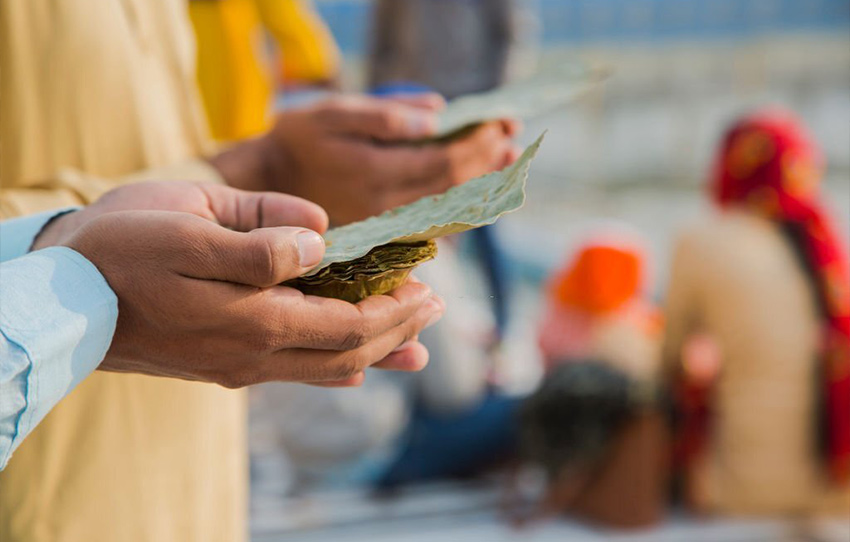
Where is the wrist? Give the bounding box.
[31,209,79,251]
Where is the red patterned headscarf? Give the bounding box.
[712,110,850,484]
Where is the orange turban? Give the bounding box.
[552,243,644,316]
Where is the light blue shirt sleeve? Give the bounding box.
[0,211,118,470]
[0,207,77,263]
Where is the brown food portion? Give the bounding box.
[286,241,437,303]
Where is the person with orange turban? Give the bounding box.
[526,231,667,527]
[539,230,663,381]
[664,110,850,516]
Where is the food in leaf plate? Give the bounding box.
[289,241,437,303]
[286,133,545,302]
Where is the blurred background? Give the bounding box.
[241,1,850,540]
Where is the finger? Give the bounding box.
[382,93,446,112]
[306,373,366,388]
[321,95,438,140]
[171,275,437,354]
[442,121,515,182]
[372,340,430,371]
[197,184,329,234]
[370,122,513,209]
[404,121,513,188]
[500,144,523,169]
[255,281,435,350]
[262,295,444,382]
[179,222,326,287]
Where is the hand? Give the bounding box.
[35,182,444,387]
[62,211,444,388]
[211,94,522,225]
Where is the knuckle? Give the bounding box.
[249,234,279,284]
[251,326,280,354]
[339,321,370,351]
[333,356,365,381]
[249,304,288,352]
[376,108,402,134]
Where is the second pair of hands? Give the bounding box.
[210,93,522,225]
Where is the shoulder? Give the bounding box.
[674,210,782,255]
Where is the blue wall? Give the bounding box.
[316,0,850,54]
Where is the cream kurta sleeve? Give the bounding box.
[0,3,247,542]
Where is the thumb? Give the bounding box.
[196,184,329,234]
[185,224,326,287]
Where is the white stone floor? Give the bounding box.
[251,480,849,542]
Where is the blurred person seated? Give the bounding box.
[538,229,664,381]
[189,0,341,141]
[517,361,669,528]
[520,230,667,527]
[1,181,443,471]
[0,2,517,541]
[664,110,850,516]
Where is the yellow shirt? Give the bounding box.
[0,2,246,541]
[189,0,340,141]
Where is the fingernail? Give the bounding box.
[407,112,435,137]
[297,231,325,267]
[391,340,417,354]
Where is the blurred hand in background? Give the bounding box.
[212,94,521,224]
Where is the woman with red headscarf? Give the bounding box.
[664,110,850,515]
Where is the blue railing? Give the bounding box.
[315,0,850,54]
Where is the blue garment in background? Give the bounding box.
[377,394,521,488]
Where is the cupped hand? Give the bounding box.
[212,94,522,225]
[63,210,444,388]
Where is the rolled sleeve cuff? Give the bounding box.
[0,207,78,263]
[0,247,118,465]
